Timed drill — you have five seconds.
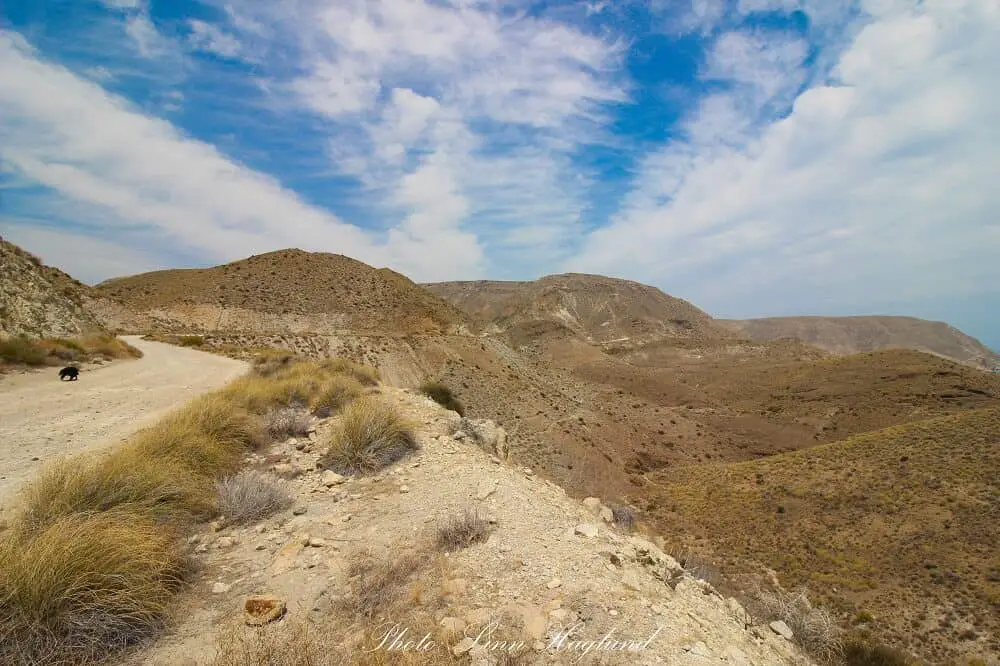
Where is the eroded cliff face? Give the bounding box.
[0,239,103,338]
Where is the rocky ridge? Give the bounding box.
[130,386,810,666]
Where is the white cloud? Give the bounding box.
[0,30,486,282]
[227,0,625,275]
[101,0,142,8]
[569,0,1000,315]
[188,19,242,59]
[0,221,169,284]
[124,14,169,59]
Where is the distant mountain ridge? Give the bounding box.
[424,273,735,347]
[719,315,1000,370]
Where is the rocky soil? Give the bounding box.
[129,387,810,666]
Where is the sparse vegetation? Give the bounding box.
[0,333,142,369]
[747,586,842,663]
[436,507,492,552]
[841,636,916,666]
[321,397,418,476]
[215,471,293,526]
[0,335,47,366]
[418,380,465,416]
[178,335,205,347]
[341,549,425,620]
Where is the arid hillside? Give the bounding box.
[0,238,104,338]
[637,407,1000,665]
[425,274,735,348]
[92,249,474,335]
[720,316,1000,370]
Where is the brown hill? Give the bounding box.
[0,238,103,338]
[92,249,473,335]
[636,407,1000,664]
[720,315,1000,370]
[425,273,735,347]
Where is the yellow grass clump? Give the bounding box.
[319,357,381,386]
[321,397,417,476]
[16,446,214,532]
[311,375,365,417]
[0,510,188,665]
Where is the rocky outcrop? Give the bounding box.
[0,239,103,338]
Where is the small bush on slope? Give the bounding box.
[418,381,465,416]
[215,471,293,526]
[320,397,417,476]
[0,510,188,665]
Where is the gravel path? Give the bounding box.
[0,336,247,510]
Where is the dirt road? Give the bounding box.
[0,336,247,510]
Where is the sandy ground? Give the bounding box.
[0,336,247,511]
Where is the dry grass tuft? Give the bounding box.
[0,334,140,368]
[747,586,842,663]
[263,407,313,441]
[321,397,418,476]
[16,447,214,532]
[212,617,461,666]
[0,511,188,665]
[0,336,50,366]
[436,507,492,552]
[319,357,381,386]
[215,471,293,526]
[418,381,465,416]
[250,349,297,377]
[311,375,364,417]
[130,394,266,477]
[340,549,425,621]
[212,618,334,666]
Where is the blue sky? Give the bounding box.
[1,0,998,351]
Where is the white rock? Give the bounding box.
[212,582,231,594]
[769,620,794,641]
[321,470,346,487]
[600,506,615,523]
[546,578,563,589]
[574,523,600,538]
[582,497,602,514]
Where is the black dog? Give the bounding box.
[59,366,79,381]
